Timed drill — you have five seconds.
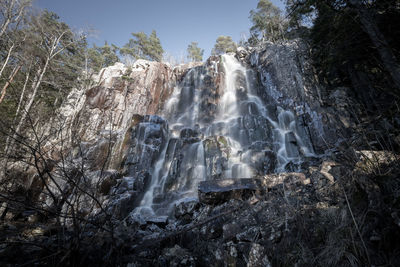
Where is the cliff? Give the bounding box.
[1,40,399,267]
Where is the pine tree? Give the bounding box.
[249,0,287,42]
[187,42,204,62]
[211,36,236,55]
[147,30,163,62]
[120,30,164,62]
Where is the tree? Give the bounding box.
[0,10,86,175]
[0,0,31,39]
[348,0,400,92]
[285,0,400,99]
[120,30,164,62]
[147,30,164,62]
[211,36,237,55]
[187,42,204,62]
[249,0,287,42]
[86,41,119,73]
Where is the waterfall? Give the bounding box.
[133,54,315,217]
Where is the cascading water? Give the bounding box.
[134,54,314,217]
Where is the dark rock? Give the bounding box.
[241,149,277,175]
[180,127,199,139]
[204,136,230,179]
[198,178,263,204]
[161,245,196,267]
[98,170,119,195]
[284,161,299,172]
[236,226,260,242]
[125,213,147,227]
[108,191,139,219]
[145,216,168,227]
[285,132,299,158]
[222,222,242,241]
[174,199,200,220]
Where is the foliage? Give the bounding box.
[285,0,400,102]
[211,35,236,55]
[120,30,164,62]
[187,42,204,62]
[87,41,119,73]
[249,0,288,42]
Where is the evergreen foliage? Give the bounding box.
[0,7,88,150]
[249,0,288,42]
[211,36,237,55]
[120,30,164,62]
[285,0,400,102]
[87,42,119,73]
[187,42,204,62]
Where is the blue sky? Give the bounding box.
[34,0,285,61]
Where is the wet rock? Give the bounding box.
[284,161,300,172]
[98,170,120,195]
[198,178,263,204]
[125,212,147,227]
[204,136,230,180]
[179,127,199,139]
[242,149,277,175]
[236,47,248,61]
[174,199,200,220]
[108,191,139,219]
[145,216,168,227]
[180,127,201,144]
[123,115,168,178]
[285,132,300,158]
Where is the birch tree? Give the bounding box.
[2,11,85,172]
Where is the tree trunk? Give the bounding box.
[14,64,31,119]
[0,65,21,103]
[0,43,14,78]
[350,0,400,93]
[13,58,49,141]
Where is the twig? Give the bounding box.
[341,184,371,266]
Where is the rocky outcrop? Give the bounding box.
[59,60,176,144]
[247,40,358,153]
[198,178,263,204]
[3,38,400,267]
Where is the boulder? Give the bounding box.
[174,199,200,220]
[262,172,308,188]
[198,179,263,204]
[145,216,168,227]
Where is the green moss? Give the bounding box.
[217,136,228,147]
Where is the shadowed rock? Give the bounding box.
[198,178,262,204]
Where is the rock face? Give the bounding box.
[198,178,263,204]
[5,40,399,267]
[249,41,356,153]
[57,60,177,144]
[11,60,197,221]
[33,43,340,219]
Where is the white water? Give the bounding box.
[134,54,315,217]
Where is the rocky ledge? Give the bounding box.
[1,148,399,266]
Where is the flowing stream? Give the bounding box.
[134,54,314,217]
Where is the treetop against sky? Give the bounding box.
[35,0,285,58]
